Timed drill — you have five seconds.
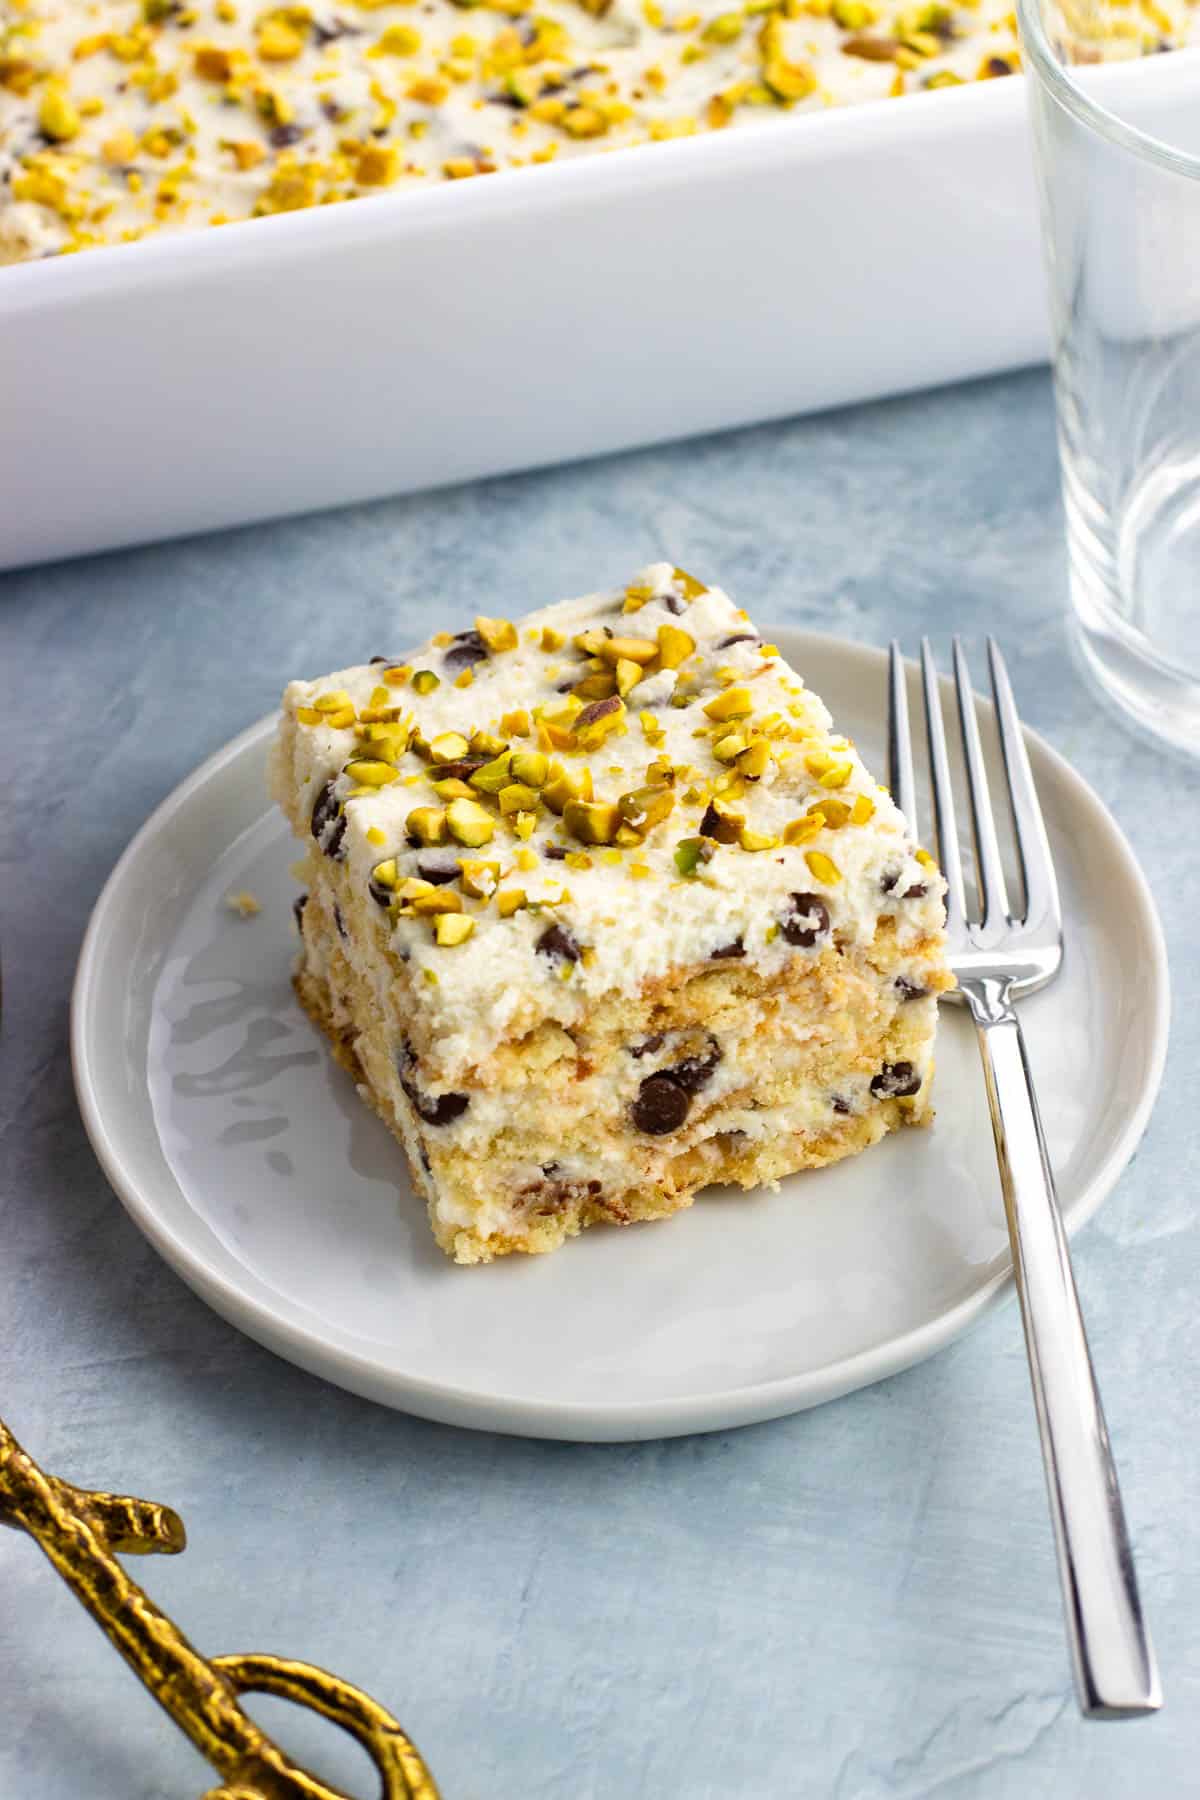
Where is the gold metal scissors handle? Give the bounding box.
[0,1415,440,1800]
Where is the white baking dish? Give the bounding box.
[0,76,1046,571]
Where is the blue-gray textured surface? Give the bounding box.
[1,367,1197,1800]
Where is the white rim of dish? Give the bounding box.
[71,636,1171,1436]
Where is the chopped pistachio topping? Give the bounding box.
[805,849,842,884]
[563,798,622,846]
[674,836,713,877]
[617,784,675,833]
[459,858,500,898]
[509,750,548,788]
[474,615,519,653]
[498,782,540,815]
[469,753,514,793]
[345,757,400,787]
[783,814,825,845]
[434,913,475,946]
[409,888,463,915]
[429,731,471,764]
[470,729,508,756]
[738,826,779,851]
[407,805,448,845]
[703,686,753,722]
[444,797,496,846]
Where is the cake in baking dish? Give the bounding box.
[270,563,954,1262]
[2,0,1117,263]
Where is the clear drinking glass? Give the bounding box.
[1017,0,1200,753]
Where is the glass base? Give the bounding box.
[1073,589,1200,758]
[1066,460,1200,759]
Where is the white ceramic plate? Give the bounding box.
[72,632,1169,1442]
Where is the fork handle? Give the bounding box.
[970,995,1161,1719]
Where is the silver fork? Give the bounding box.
[889,637,1161,1721]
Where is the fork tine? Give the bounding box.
[887,641,918,833]
[953,637,1011,930]
[988,638,1061,931]
[920,639,969,933]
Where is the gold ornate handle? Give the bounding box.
[200,1654,440,1800]
[0,1416,440,1800]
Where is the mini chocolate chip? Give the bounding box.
[310,778,338,838]
[832,1094,851,1115]
[711,938,745,960]
[781,892,830,948]
[292,893,308,930]
[699,802,720,838]
[444,630,488,673]
[417,1089,469,1126]
[369,654,401,665]
[871,1061,922,1100]
[664,594,685,615]
[313,14,358,43]
[310,779,347,861]
[397,1044,470,1126]
[668,1036,722,1094]
[984,54,1012,74]
[880,867,900,893]
[717,633,759,649]
[631,1072,690,1135]
[368,875,393,909]
[333,903,347,939]
[269,123,304,148]
[541,1161,562,1177]
[895,976,929,1002]
[536,923,581,964]
[544,845,568,860]
[902,883,928,900]
[416,860,461,885]
[629,1033,664,1059]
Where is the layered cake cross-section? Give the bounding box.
[271,564,953,1263]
